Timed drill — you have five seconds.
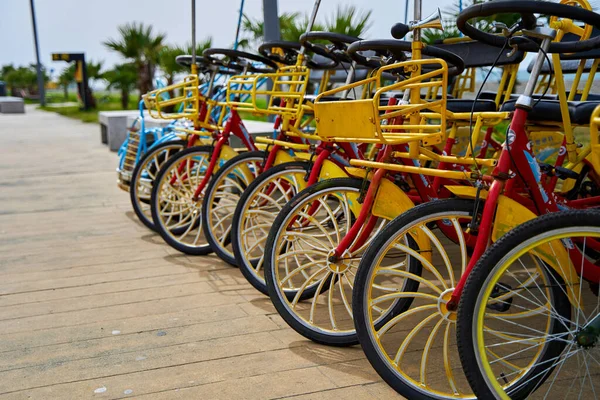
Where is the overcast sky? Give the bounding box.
[1,0,455,76]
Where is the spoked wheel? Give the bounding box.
[201,151,266,266]
[264,178,392,346]
[457,210,600,400]
[232,161,310,294]
[353,199,480,399]
[151,145,215,255]
[129,140,186,231]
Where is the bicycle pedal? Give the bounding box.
[554,166,579,180]
[486,283,513,312]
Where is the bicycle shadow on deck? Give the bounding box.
[287,339,379,383]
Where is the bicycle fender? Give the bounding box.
[293,152,312,161]
[493,196,580,304]
[218,144,239,162]
[374,179,431,261]
[273,149,296,165]
[217,145,256,184]
[345,167,374,180]
[447,186,580,304]
[318,159,349,181]
[445,185,488,200]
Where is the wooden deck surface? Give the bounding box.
[0,107,403,399]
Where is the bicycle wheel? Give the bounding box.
[129,140,186,231]
[353,198,480,399]
[457,210,600,400]
[231,161,310,295]
[201,151,265,266]
[151,145,215,255]
[264,178,396,346]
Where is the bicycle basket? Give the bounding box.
[226,65,310,118]
[143,75,203,121]
[313,59,448,147]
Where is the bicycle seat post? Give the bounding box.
[516,27,557,109]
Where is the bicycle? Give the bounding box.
[352,1,600,398]
[127,55,244,230]
[199,36,350,266]
[456,207,600,399]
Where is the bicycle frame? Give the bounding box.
[447,35,600,308]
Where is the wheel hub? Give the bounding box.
[437,288,457,322]
[575,326,598,349]
[326,249,351,273]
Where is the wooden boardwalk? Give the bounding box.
[0,107,402,399]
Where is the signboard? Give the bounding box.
[51,53,92,110]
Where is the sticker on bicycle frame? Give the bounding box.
[524,151,550,204]
[558,145,566,156]
[507,129,516,144]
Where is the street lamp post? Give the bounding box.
[263,0,281,43]
[29,0,45,106]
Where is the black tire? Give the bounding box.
[457,212,589,400]
[231,161,311,295]
[129,140,186,231]
[353,198,479,399]
[151,145,215,255]
[264,177,418,346]
[201,151,266,267]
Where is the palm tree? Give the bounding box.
[422,0,523,44]
[158,46,186,87]
[58,64,75,100]
[103,22,166,97]
[239,12,324,48]
[325,6,372,37]
[240,7,372,49]
[185,37,213,62]
[103,63,137,109]
[1,64,16,95]
[158,38,213,86]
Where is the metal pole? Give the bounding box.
[263,0,281,43]
[300,0,322,54]
[404,0,409,25]
[413,0,422,42]
[234,0,246,50]
[29,0,45,106]
[191,0,196,72]
[263,0,280,122]
[459,0,463,37]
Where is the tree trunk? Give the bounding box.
[63,84,68,100]
[137,62,155,99]
[121,88,130,109]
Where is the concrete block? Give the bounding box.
[98,110,141,151]
[230,120,275,147]
[122,115,275,148]
[0,97,25,114]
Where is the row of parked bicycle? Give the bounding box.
[115,0,600,398]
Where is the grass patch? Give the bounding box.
[39,91,139,123]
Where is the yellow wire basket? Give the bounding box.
[590,105,600,173]
[313,59,448,147]
[143,74,202,121]
[226,65,310,118]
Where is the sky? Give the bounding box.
[0,0,455,77]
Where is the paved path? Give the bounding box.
[0,107,402,399]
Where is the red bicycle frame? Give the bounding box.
[447,107,600,309]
